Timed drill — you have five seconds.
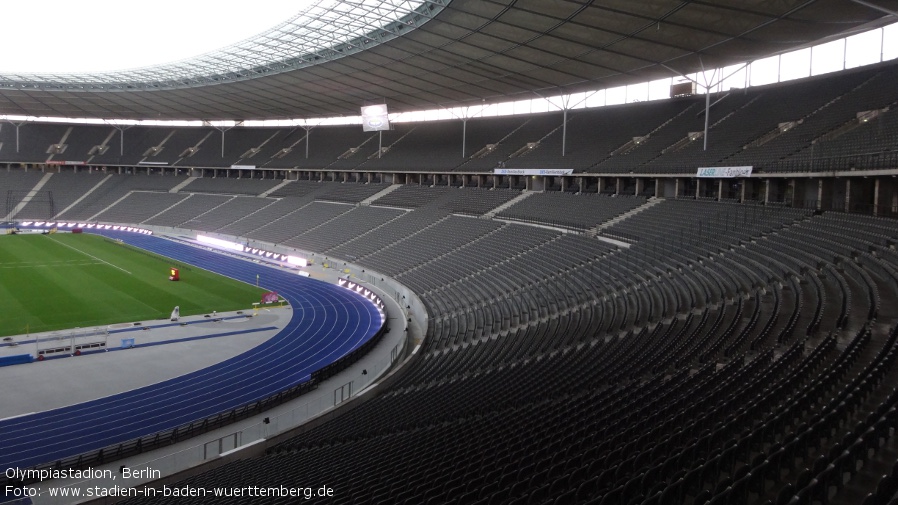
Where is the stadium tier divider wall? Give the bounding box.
[4,166,898,219]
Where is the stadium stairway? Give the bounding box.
[168,176,197,193]
[592,197,664,233]
[3,173,53,221]
[281,201,357,245]
[483,190,533,218]
[86,190,134,222]
[259,179,292,198]
[139,193,198,224]
[52,174,113,220]
[361,183,402,205]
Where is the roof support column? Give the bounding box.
[2,121,26,154]
[661,61,747,152]
[303,126,313,159]
[874,177,881,216]
[461,119,467,158]
[562,109,568,157]
[553,92,591,157]
[207,123,236,159]
[703,91,711,151]
[111,125,133,157]
[845,179,852,212]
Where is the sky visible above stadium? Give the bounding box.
[2,1,306,73]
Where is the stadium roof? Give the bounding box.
[0,0,896,121]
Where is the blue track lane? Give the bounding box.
[0,232,384,472]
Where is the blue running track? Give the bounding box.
[0,232,384,472]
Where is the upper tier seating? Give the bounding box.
[6,61,897,174]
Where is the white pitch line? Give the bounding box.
[45,236,132,275]
[0,259,97,266]
[0,261,103,270]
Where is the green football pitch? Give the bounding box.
[0,233,267,338]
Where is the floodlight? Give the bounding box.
[361,104,390,132]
